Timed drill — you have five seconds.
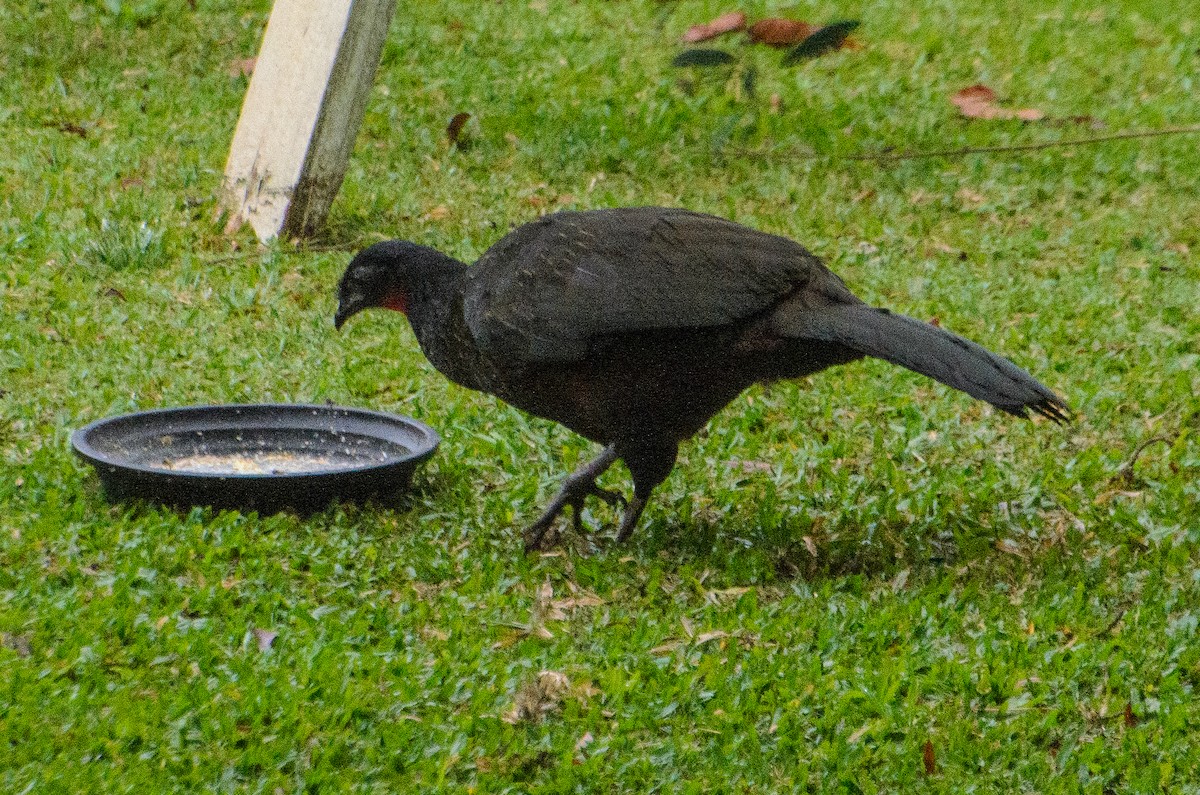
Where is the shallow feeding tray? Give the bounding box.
[71,404,439,513]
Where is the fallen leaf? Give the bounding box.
[952,83,997,109]
[694,630,729,645]
[782,20,860,64]
[102,286,127,301]
[951,84,1044,121]
[575,731,594,751]
[748,18,814,47]
[802,535,818,557]
[227,57,256,78]
[422,205,451,222]
[682,11,746,43]
[672,49,736,67]
[923,739,937,775]
[252,627,277,651]
[446,112,471,145]
[502,670,574,724]
[1124,703,1137,727]
[650,640,681,655]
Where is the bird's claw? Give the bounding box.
[523,481,626,553]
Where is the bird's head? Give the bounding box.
[334,240,461,330]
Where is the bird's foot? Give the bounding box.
[523,479,626,552]
[523,447,621,553]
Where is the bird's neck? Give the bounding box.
[404,258,486,390]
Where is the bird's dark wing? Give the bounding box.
[461,207,850,362]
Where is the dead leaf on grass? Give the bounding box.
[446,112,471,145]
[951,84,1044,121]
[501,670,577,724]
[421,205,451,222]
[923,739,937,775]
[748,18,815,47]
[682,11,747,43]
[227,57,256,78]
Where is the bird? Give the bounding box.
[335,207,1069,550]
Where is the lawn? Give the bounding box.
[2,0,1199,791]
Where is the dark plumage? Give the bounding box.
[335,207,1069,549]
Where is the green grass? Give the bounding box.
[2,0,1199,791]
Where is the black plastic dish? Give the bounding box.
[71,404,440,514]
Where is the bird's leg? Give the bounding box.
[524,445,621,552]
[615,495,649,543]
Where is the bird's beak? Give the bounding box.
[334,296,363,331]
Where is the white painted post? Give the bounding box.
[221,0,398,241]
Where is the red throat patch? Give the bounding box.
[381,289,409,315]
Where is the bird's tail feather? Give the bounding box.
[776,304,1070,422]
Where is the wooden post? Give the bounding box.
[222,0,398,241]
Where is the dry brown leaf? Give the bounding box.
[952,83,997,107]
[952,84,1045,121]
[748,18,815,47]
[802,535,819,557]
[227,57,256,78]
[650,640,681,655]
[682,11,747,43]
[501,670,574,724]
[694,630,729,645]
[422,205,451,222]
[923,740,937,775]
[446,112,471,145]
